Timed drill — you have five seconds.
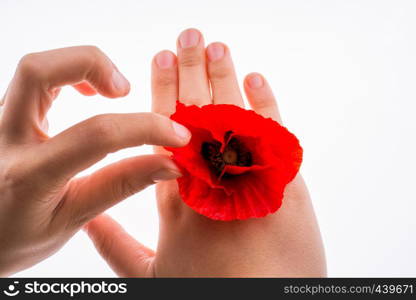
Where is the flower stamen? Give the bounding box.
[223,149,238,164]
[201,131,252,178]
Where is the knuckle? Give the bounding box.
[252,96,275,109]
[179,51,204,68]
[0,161,34,201]
[82,45,104,59]
[136,113,161,145]
[80,46,107,74]
[80,46,113,88]
[90,114,117,135]
[2,163,25,188]
[209,65,232,81]
[17,53,45,80]
[154,74,176,88]
[85,114,120,148]
[117,176,143,200]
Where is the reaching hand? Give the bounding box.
[0,46,191,276]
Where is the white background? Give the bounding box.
[0,0,415,277]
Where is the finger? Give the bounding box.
[151,50,178,117]
[85,214,154,277]
[68,154,180,225]
[38,113,191,183]
[1,46,130,137]
[206,43,244,107]
[177,28,211,105]
[73,81,97,96]
[244,73,282,123]
[151,50,179,155]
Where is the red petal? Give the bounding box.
[165,101,302,221]
[222,164,268,175]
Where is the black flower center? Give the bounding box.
[201,131,252,178]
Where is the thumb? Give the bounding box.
[85,214,155,277]
[67,154,180,226]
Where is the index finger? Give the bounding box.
[37,112,191,183]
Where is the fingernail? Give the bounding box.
[179,29,200,48]
[151,168,182,182]
[156,51,175,69]
[247,74,264,89]
[207,43,225,62]
[112,70,130,93]
[172,121,191,141]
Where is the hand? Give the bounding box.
[0,46,191,276]
[86,29,326,277]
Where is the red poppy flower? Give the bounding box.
[165,101,303,221]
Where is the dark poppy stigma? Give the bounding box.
[201,131,252,177]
